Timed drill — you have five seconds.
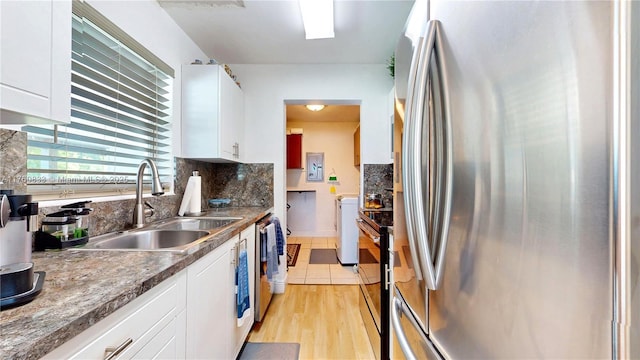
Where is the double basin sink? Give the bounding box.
[73,216,243,254]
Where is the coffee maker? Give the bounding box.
[0,190,45,309]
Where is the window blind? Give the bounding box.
[23,1,174,199]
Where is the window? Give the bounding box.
[23,1,174,200]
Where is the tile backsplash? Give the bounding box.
[363,163,394,225]
[363,163,393,209]
[0,129,273,238]
[0,129,27,193]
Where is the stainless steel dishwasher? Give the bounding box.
[254,214,273,322]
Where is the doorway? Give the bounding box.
[284,102,361,284]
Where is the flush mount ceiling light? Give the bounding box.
[298,0,334,40]
[306,105,326,112]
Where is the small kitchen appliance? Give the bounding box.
[0,190,45,309]
[35,201,92,250]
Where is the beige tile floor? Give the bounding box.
[286,236,364,285]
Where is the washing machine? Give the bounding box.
[336,195,359,264]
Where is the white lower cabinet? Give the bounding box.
[42,270,187,360]
[42,225,258,360]
[185,237,235,359]
[186,224,257,360]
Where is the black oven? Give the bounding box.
[356,210,391,360]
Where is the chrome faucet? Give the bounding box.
[132,158,164,228]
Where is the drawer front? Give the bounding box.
[129,316,178,359]
[43,271,186,359]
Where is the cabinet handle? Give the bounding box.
[104,338,133,360]
[384,263,390,291]
[231,244,237,266]
[233,142,239,158]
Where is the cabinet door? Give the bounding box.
[354,126,361,166]
[287,134,303,169]
[219,70,242,160]
[0,0,71,124]
[186,238,235,360]
[182,65,243,162]
[232,81,244,161]
[181,65,221,159]
[234,224,256,357]
[388,87,395,162]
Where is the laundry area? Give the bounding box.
[285,104,361,235]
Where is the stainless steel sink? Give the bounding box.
[77,229,211,253]
[72,216,244,254]
[155,217,242,231]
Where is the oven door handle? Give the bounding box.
[356,218,380,243]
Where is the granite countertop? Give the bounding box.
[0,206,273,360]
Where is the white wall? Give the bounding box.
[231,64,394,290]
[286,120,360,237]
[87,0,207,161]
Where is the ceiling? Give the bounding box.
[286,104,360,123]
[157,0,414,64]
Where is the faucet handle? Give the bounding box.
[144,201,155,218]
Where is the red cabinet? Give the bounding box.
[287,134,302,169]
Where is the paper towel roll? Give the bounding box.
[189,171,201,214]
[178,171,202,216]
[178,178,194,216]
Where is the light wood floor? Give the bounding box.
[287,236,380,285]
[247,284,376,360]
[287,236,359,285]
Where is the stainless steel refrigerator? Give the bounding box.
[391,0,639,358]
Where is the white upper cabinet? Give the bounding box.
[181,64,244,162]
[388,87,395,162]
[0,0,71,124]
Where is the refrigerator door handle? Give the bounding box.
[403,20,452,290]
[432,20,453,288]
[402,24,428,283]
[391,294,440,360]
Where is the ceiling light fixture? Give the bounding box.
[306,105,326,112]
[298,0,334,40]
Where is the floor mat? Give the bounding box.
[287,243,301,267]
[359,248,378,264]
[238,342,300,360]
[309,248,338,264]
